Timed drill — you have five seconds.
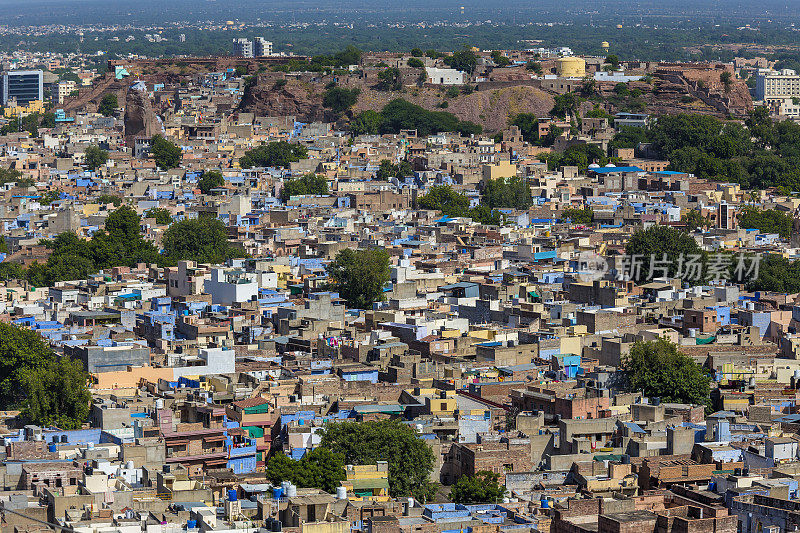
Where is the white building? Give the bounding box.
[253,37,273,56]
[232,38,253,58]
[755,69,800,103]
[204,267,259,306]
[426,67,465,85]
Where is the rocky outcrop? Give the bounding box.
[124,87,160,147]
[238,77,330,122]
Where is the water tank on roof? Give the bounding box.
[272,487,283,499]
[415,424,424,433]
[336,486,347,500]
[227,489,238,502]
[286,484,297,498]
[187,520,197,529]
[156,399,164,409]
[540,496,549,509]
[48,444,57,452]
[126,460,135,470]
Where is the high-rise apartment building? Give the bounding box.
[253,37,273,57]
[233,38,254,58]
[233,37,273,57]
[1,70,43,106]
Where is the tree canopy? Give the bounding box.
[151,135,182,170]
[481,177,533,209]
[0,322,91,429]
[322,86,361,115]
[450,471,506,504]
[98,93,118,116]
[444,49,477,74]
[326,248,391,309]
[84,145,109,171]
[624,225,703,282]
[319,420,436,500]
[265,448,347,493]
[198,170,225,195]
[369,99,481,137]
[144,207,172,225]
[562,207,594,224]
[737,207,793,238]
[161,217,246,266]
[376,159,413,180]
[240,141,308,169]
[280,173,329,201]
[26,206,158,286]
[622,339,711,407]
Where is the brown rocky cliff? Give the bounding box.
[124,88,160,147]
[238,77,331,122]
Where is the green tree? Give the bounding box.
[468,204,505,225]
[266,448,347,494]
[605,54,620,70]
[144,207,172,225]
[623,339,711,407]
[445,49,477,75]
[417,185,470,217]
[450,471,506,504]
[411,48,423,57]
[323,86,361,115]
[84,145,109,171]
[350,110,384,135]
[161,217,246,265]
[280,173,328,201]
[737,207,793,238]
[98,93,118,116]
[482,177,532,209]
[625,225,703,282]
[378,99,481,137]
[550,92,581,119]
[407,57,425,69]
[320,420,435,500]
[526,61,543,74]
[198,170,225,195]
[562,207,594,224]
[240,141,307,169]
[747,255,800,293]
[377,67,403,91]
[490,50,511,67]
[0,167,29,186]
[39,190,61,205]
[97,194,123,207]
[720,71,733,92]
[0,322,91,429]
[681,209,712,232]
[150,135,182,170]
[326,248,391,309]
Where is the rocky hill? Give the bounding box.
[239,77,555,133]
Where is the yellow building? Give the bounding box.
[4,99,45,118]
[556,57,586,78]
[481,161,517,183]
[341,462,390,501]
